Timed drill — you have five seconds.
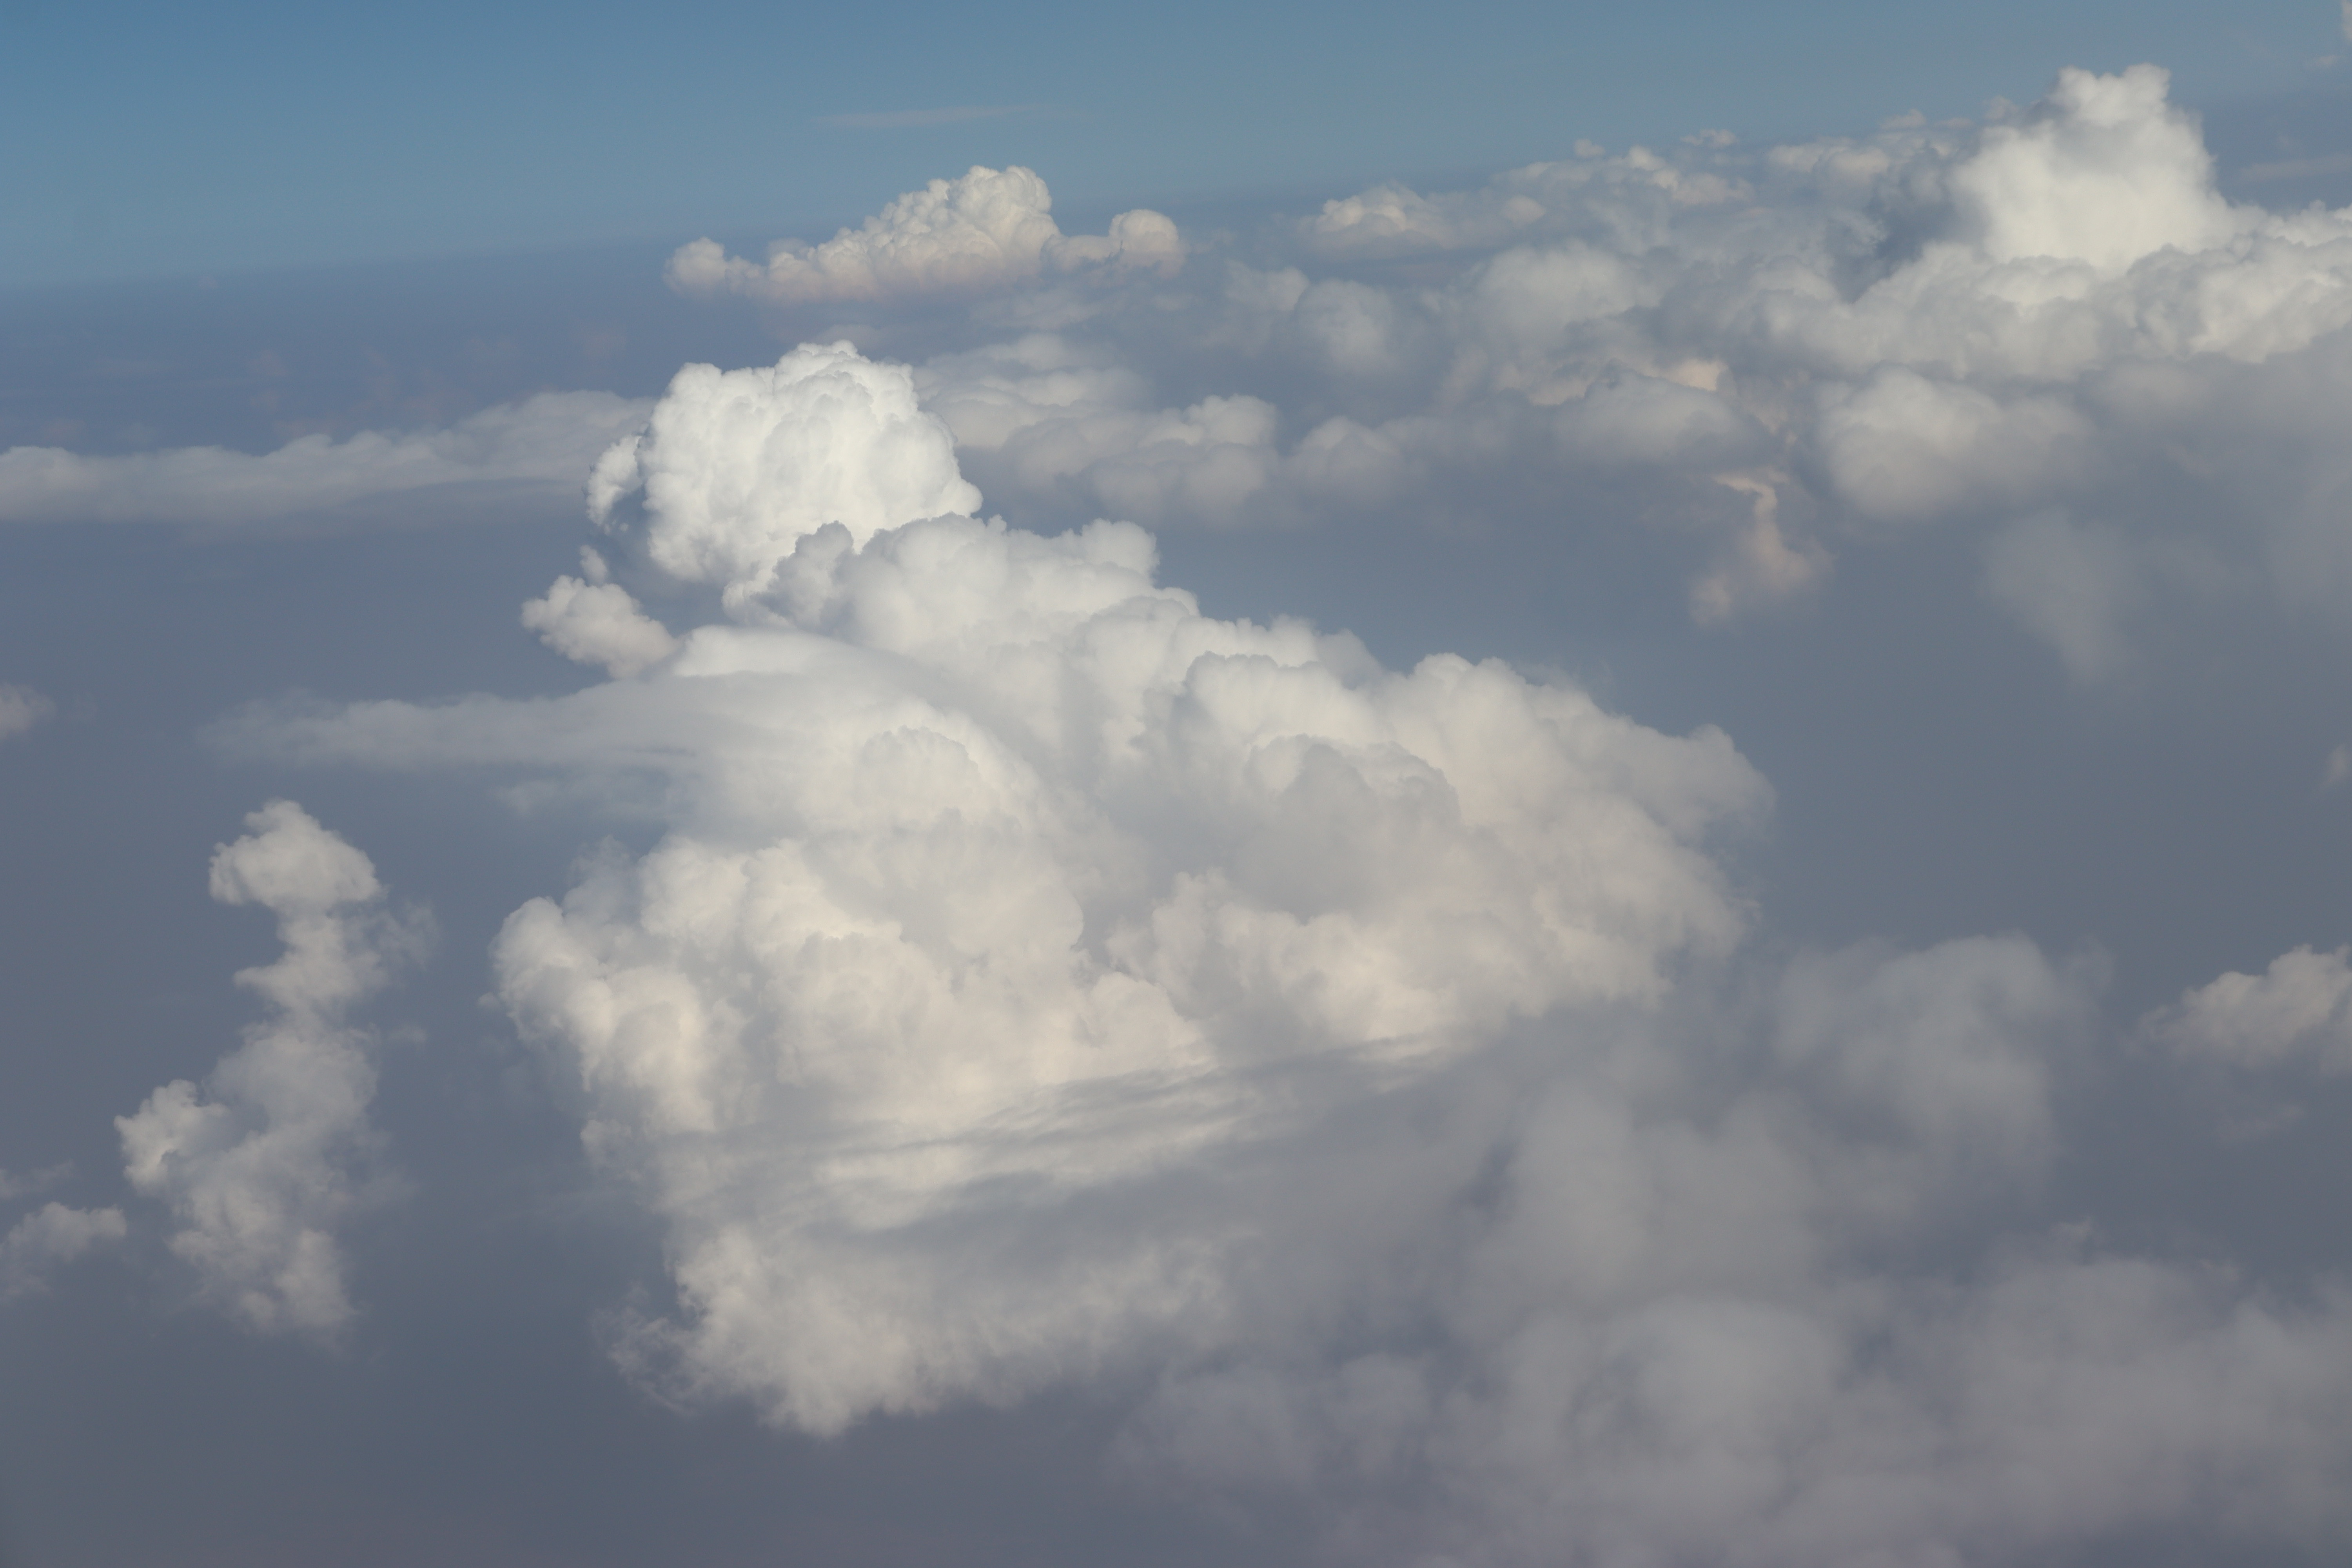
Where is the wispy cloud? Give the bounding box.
[2239,148,2352,183]
[816,103,1051,130]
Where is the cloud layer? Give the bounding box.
[221,323,2352,1563]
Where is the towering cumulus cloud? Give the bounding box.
[116,803,425,1338]
[665,165,1183,305]
[257,343,1766,1432]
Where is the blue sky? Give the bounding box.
[7,0,2350,286]
[7,9,2352,1568]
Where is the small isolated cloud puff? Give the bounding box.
[116,802,426,1338]
[0,1201,125,1301]
[521,548,679,678]
[0,683,54,743]
[0,392,650,531]
[2147,944,2352,1073]
[664,165,1183,305]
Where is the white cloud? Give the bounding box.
[0,683,54,743]
[664,166,1183,306]
[587,343,982,613]
[2147,944,2352,1073]
[116,802,426,1338]
[199,320,2352,1561]
[746,64,2352,647]
[0,392,649,531]
[243,342,1768,1432]
[521,548,679,679]
[141,69,2352,1551]
[1951,65,2236,273]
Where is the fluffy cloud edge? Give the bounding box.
[665,166,1183,306]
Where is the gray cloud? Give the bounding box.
[0,682,53,743]
[0,392,649,532]
[0,1200,125,1300]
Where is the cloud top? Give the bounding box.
[587,342,984,610]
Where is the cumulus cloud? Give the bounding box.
[521,548,679,678]
[0,392,649,531]
[246,342,1768,1431]
[0,683,54,743]
[586,342,983,612]
[2148,944,2352,1073]
[1120,939,2352,1567]
[665,166,1182,305]
[662,65,2347,638]
[1951,64,2236,272]
[116,802,426,1338]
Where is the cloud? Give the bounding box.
[1119,940,2352,1566]
[115,802,427,1338]
[817,104,1050,130]
[664,166,1183,305]
[1950,64,2235,273]
[0,683,54,742]
[0,392,650,531]
[218,334,2352,1564]
[705,64,2352,639]
[78,60,2352,1559]
[0,1201,125,1300]
[2147,944,2352,1073]
[521,548,679,678]
[243,342,1768,1432]
[586,342,983,613]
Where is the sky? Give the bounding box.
[6,6,2352,1567]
